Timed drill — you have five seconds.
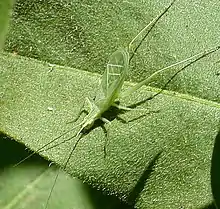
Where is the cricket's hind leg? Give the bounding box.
[110,100,160,127]
[84,116,111,158]
[112,101,159,113]
[98,105,158,158]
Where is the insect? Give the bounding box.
[54,0,219,153]
[16,0,179,166]
[14,0,220,208]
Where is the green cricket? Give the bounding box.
[16,0,220,177]
[13,0,220,208]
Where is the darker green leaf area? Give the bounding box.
[0,0,14,49]
[1,0,220,209]
[1,52,220,208]
[0,133,133,209]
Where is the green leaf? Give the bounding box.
[0,0,14,50]
[0,134,129,209]
[1,52,220,208]
[1,0,220,208]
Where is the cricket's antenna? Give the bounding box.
[129,0,177,62]
[44,132,84,209]
[13,122,84,168]
[44,166,60,209]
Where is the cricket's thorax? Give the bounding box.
[83,103,102,131]
[83,95,116,131]
[83,117,96,130]
[96,95,116,115]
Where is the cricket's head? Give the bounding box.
[81,110,102,134]
[84,120,94,131]
[82,116,97,132]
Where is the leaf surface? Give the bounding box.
[0,0,14,49]
[1,0,220,208]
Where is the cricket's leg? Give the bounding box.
[103,125,109,159]
[122,45,220,99]
[100,117,111,158]
[112,102,151,111]
[67,97,92,124]
[112,103,134,111]
[100,117,111,124]
[115,107,159,124]
[116,116,128,124]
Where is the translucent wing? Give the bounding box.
[101,48,129,99]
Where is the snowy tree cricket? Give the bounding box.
[15,0,220,174]
[16,0,181,168]
[13,0,220,208]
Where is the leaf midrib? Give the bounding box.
[51,58,220,109]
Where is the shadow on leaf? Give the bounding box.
[127,151,162,207]
[0,132,47,169]
[86,151,162,209]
